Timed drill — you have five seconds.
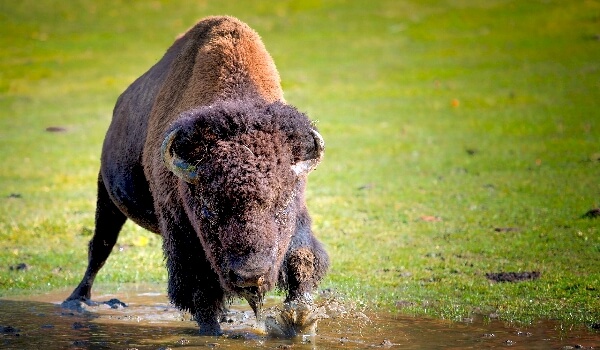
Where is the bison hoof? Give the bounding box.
[198,327,223,336]
[102,298,128,309]
[60,298,97,312]
[61,298,127,312]
[197,320,223,336]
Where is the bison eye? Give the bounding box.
[201,206,216,221]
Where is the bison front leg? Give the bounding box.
[269,231,329,337]
[162,223,225,335]
[283,239,329,303]
[281,211,329,303]
[189,285,224,335]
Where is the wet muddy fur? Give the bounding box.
[64,16,328,335]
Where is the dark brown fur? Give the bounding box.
[64,16,328,335]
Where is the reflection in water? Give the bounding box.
[1,284,598,349]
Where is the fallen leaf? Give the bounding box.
[45,126,67,132]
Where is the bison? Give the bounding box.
[64,16,329,335]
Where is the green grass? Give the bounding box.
[1,0,599,328]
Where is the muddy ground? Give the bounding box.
[1,284,598,349]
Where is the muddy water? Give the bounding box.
[1,284,598,349]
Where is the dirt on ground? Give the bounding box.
[485,271,541,283]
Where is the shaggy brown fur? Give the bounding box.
[64,16,329,336]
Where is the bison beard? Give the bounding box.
[63,16,329,336]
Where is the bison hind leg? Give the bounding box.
[64,173,127,305]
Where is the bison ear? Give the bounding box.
[161,127,201,184]
[291,129,324,176]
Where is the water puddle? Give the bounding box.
[1,284,598,349]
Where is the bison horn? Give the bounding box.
[291,129,325,176]
[161,128,200,184]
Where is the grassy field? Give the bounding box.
[1,0,599,328]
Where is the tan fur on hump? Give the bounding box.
[143,16,284,190]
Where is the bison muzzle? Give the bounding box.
[64,16,329,335]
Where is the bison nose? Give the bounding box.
[228,270,265,288]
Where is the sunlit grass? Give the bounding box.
[1,0,599,327]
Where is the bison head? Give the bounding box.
[161,101,323,297]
